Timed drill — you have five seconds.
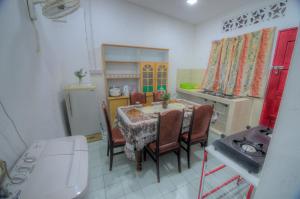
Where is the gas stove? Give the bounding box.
[213,126,272,173]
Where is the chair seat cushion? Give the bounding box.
[181,132,207,143]
[148,141,180,154]
[112,128,126,145]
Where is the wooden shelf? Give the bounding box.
[102,43,169,51]
[105,74,140,79]
[105,60,139,64]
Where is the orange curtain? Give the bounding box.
[201,40,223,91]
[202,27,275,97]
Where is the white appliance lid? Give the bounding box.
[20,151,88,199]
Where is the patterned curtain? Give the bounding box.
[235,30,263,97]
[202,40,223,91]
[202,27,275,98]
[249,28,275,97]
[217,37,238,93]
[224,35,245,95]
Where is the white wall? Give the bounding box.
[0,0,66,168]
[0,0,92,169]
[254,24,300,199]
[87,0,196,101]
[195,0,300,68]
[0,0,196,167]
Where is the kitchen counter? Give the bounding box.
[176,88,250,104]
[176,88,253,136]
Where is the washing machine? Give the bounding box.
[0,136,88,199]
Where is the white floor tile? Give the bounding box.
[103,172,122,187]
[162,190,184,199]
[86,188,106,199]
[157,177,177,194]
[87,132,250,199]
[124,190,145,199]
[89,176,105,192]
[122,178,141,194]
[142,183,162,197]
[105,183,124,199]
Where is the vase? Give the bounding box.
[162,100,168,109]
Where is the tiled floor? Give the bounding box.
[85,132,250,199]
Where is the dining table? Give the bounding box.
[116,99,200,171]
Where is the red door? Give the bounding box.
[260,27,298,128]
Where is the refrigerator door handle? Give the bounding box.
[68,93,73,116]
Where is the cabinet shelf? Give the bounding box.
[105,74,140,79]
[105,60,139,64]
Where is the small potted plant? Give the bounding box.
[161,92,170,109]
[74,69,87,85]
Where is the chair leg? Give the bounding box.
[107,141,109,156]
[177,149,181,173]
[156,158,160,183]
[187,145,191,169]
[143,148,147,161]
[203,141,208,147]
[109,146,114,171]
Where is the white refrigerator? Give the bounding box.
[64,84,100,136]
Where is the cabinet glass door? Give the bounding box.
[141,63,154,93]
[156,63,168,91]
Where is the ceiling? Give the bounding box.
[126,0,263,24]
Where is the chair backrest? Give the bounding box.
[153,91,164,102]
[189,104,214,140]
[102,102,113,143]
[130,92,146,105]
[157,109,184,149]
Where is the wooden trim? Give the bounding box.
[105,61,139,64]
[108,96,129,100]
[106,76,140,80]
[102,43,169,51]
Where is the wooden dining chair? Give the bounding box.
[181,104,214,168]
[129,92,147,105]
[102,102,126,171]
[152,91,164,102]
[144,109,184,182]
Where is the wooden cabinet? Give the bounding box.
[140,62,168,93]
[102,44,169,122]
[107,96,129,123]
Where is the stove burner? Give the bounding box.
[241,144,257,153]
[232,138,265,157]
[259,128,273,138]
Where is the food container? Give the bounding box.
[109,87,121,97]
